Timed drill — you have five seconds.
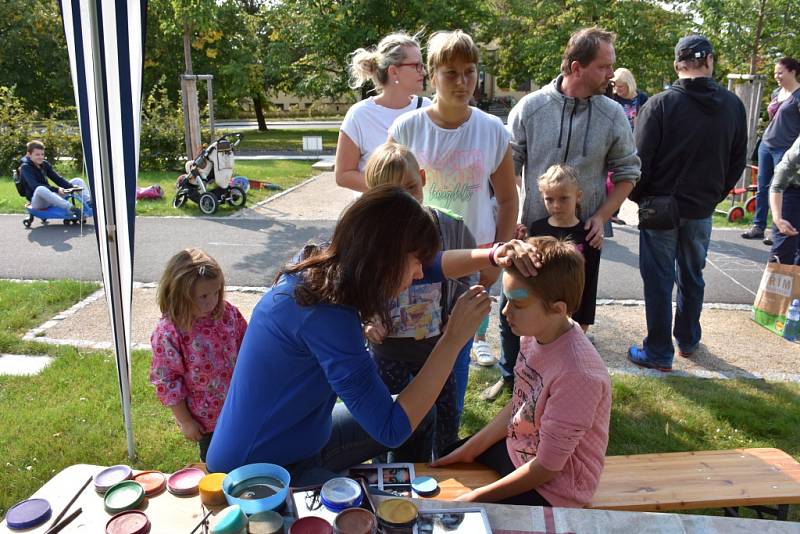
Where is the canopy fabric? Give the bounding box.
[58,0,147,458]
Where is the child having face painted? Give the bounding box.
[432,236,611,508]
[363,142,477,458]
[150,248,248,462]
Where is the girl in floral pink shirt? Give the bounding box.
[150,248,247,461]
[433,236,611,507]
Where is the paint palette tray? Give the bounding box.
[167,467,205,495]
[416,507,492,533]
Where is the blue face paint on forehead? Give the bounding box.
[504,287,530,300]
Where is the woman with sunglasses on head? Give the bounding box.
[335,32,431,194]
[390,30,518,406]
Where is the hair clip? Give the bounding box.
[198,265,206,276]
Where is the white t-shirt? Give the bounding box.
[390,107,510,245]
[340,96,432,172]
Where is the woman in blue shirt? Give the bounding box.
[207,186,537,484]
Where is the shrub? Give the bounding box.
[139,81,185,171]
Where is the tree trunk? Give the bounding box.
[253,93,268,131]
[749,0,767,75]
[183,23,193,75]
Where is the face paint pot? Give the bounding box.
[5,498,51,530]
[105,510,151,534]
[132,470,166,497]
[209,504,248,534]
[95,465,133,494]
[167,467,206,496]
[248,510,285,534]
[332,507,377,534]
[199,472,228,506]
[375,499,417,534]
[319,478,363,513]
[287,516,332,534]
[223,463,291,515]
[104,480,146,514]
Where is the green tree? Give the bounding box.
[0,0,73,114]
[682,0,800,77]
[478,0,689,95]
[261,0,491,99]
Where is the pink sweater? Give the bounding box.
[506,324,611,507]
[150,301,248,433]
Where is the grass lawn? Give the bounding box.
[0,160,320,216]
[231,128,339,152]
[1,281,799,520]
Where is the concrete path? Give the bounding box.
[3,172,797,378]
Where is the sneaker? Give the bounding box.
[480,377,511,401]
[741,225,764,239]
[473,340,497,367]
[763,234,773,246]
[627,346,672,372]
[677,349,694,358]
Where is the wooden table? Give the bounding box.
[2,464,797,533]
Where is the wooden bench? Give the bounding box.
[414,448,800,519]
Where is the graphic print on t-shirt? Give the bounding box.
[417,148,484,217]
[508,358,544,463]
[387,282,443,340]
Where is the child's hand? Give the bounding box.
[364,320,388,344]
[176,416,204,442]
[514,223,529,240]
[431,441,477,467]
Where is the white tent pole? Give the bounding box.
[87,0,136,460]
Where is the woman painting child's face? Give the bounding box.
[192,277,221,318]
[396,253,424,296]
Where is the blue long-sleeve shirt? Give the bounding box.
[206,253,444,473]
[19,156,72,201]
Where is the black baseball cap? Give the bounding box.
[674,34,714,61]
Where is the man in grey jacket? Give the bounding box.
[484,27,640,400]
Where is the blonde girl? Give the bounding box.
[529,164,601,333]
[150,248,247,461]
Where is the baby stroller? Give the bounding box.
[13,169,93,228]
[173,133,248,214]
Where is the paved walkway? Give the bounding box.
[3,172,798,379]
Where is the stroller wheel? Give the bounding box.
[173,191,188,208]
[198,192,218,215]
[727,206,745,222]
[23,216,32,228]
[227,186,247,208]
[745,196,757,214]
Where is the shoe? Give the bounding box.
[677,350,694,358]
[741,225,764,239]
[473,340,497,367]
[610,216,626,225]
[763,235,773,246]
[480,377,511,401]
[627,346,672,372]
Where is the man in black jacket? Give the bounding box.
[627,34,747,372]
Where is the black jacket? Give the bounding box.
[19,155,72,201]
[629,77,747,218]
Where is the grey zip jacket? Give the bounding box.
[509,75,641,226]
